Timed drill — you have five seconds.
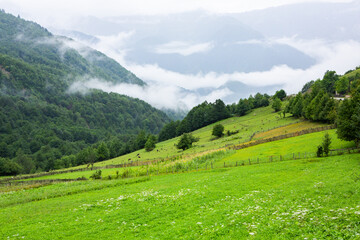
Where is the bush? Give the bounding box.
[176,133,199,151]
[90,169,102,179]
[317,146,323,157]
[145,135,157,152]
[212,124,225,138]
[322,132,331,156]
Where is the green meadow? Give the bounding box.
[1,155,360,239]
[1,106,359,239]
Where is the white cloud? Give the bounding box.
[154,41,214,56]
[67,77,233,110]
[76,31,360,110]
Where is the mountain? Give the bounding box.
[66,11,315,74]
[235,1,360,40]
[0,10,170,173]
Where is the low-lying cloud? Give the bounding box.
[72,34,360,110]
[154,41,214,56]
[68,77,233,110]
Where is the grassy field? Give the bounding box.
[221,129,355,166]
[20,128,353,182]
[1,154,359,239]
[1,106,359,239]
[94,106,301,167]
[252,121,327,140]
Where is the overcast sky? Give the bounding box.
[1,0,359,111]
[0,0,352,28]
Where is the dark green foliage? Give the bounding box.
[145,135,157,152]
[212,124,225,138]
[179,99,230,134]
[336,89,360,146]
[176,133,199,151]
[228,93,270,116]
[90,170,102,180]
[0,11,171,175]
[236,99,252,116]
[321,70,339,94]
[274,89,287,100]
[271,98,282,112]
[289,92,304,118]
[0,158,23,175]
[96,143,109,162]
[287,77,337,123]
[317,146,323,157]
[135,131,148,150]
[158,121,180,141]
[322,132,332,157]
[336,76,349,95]
[302,80,315,93]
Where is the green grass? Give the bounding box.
[1,154,360,239]
[94,106,300,167]
[222,129,355,165]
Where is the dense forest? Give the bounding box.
[0,10,170,175]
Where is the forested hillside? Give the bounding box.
[286,68,360,123]
[0,10,170,175]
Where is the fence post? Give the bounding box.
[236,161,238,167]
[293,153,295,160]
[257,158,259,164]
[224,162,226,168]
[248,158,251,165]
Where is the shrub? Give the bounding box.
[322,132,332,157]
[90,170,102,180]
[212,124,225,138]
[317,146,323,157]
[176,133,199,150]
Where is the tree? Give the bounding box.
[271,97,282,112]
[290,92,304,118]
[0,158,23,176]
[237,99,251,116]
[274,89,287,100]
[135,131,147,149]
[335,76,349,95]
[322,132,332,156]
[336,90,360,146]
[176,133,199,151]
[212,124,224,138]
[322,70,338,94]
[96,143,109,161]
[145,135,157,152]
[316,146,323,157]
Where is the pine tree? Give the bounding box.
[322,132,331,157]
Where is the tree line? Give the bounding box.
[159,92,274,142]
[286,69,360,146]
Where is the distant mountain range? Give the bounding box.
[50,1,360,107]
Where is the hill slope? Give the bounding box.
[0,10,170,173]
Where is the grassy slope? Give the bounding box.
[24,128,354,181]
[95,106,304,167]
[345,68,360,79]
[222,129,355,165]
[1,154,359,239]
